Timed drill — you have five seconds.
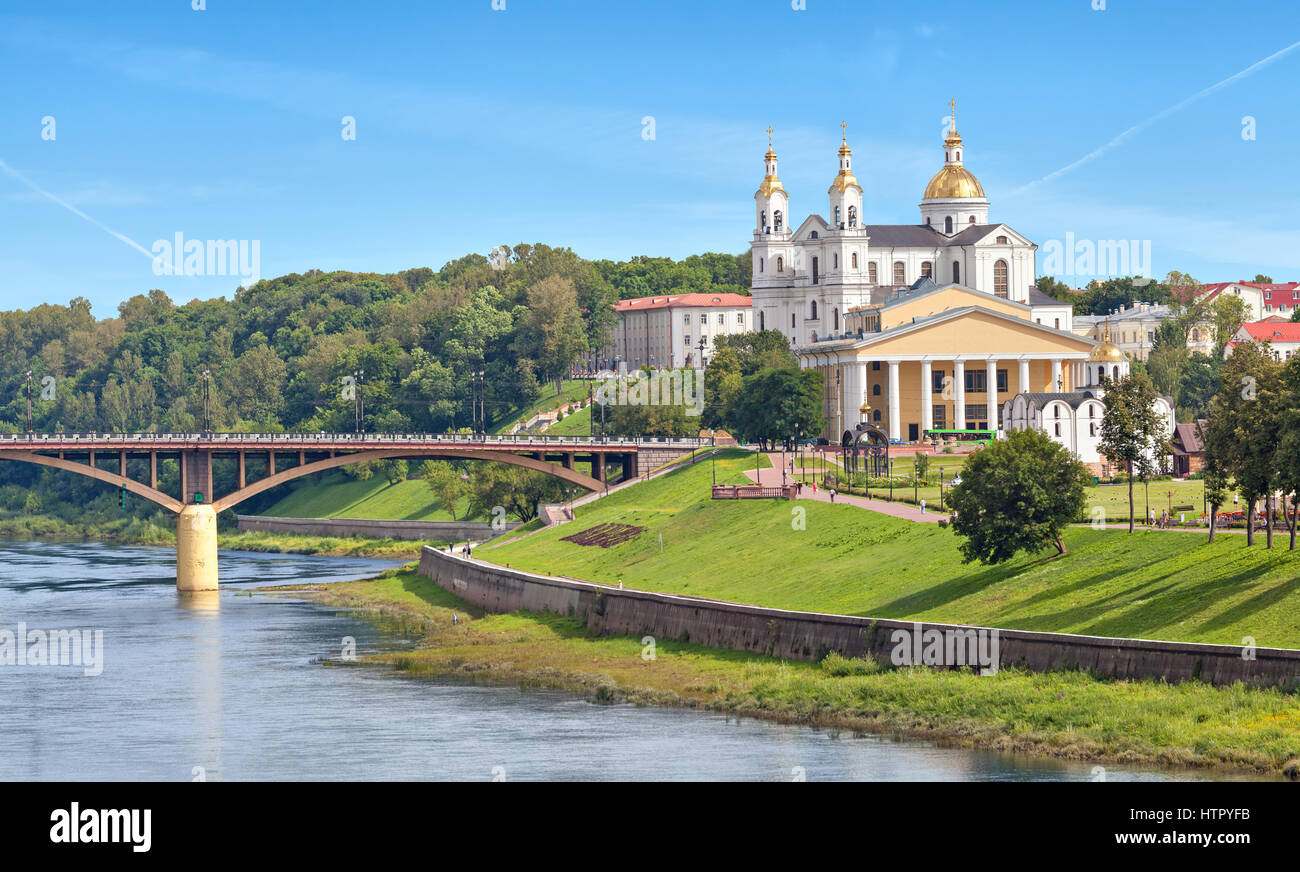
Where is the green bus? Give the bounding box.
[923,428,997,446]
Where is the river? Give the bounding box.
[0,540,1254,781]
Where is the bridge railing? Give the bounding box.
[0,432,709,448]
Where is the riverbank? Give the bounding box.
[269,568,1300,779]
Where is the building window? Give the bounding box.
[834,206,841,226]
[969,216,976,224]
[810,301,818,320]
[945,216,953,234]
[833,308,839,331]
[774,211,783,232]
[812,256,819,284]
[893,261,905,285]
[684,334,691,346]
[834,253,839,269]
[1054,318,1060,329]
[791,313,796,328]
[997,235,1009,244]
[777,256,784,272]
[868,262,877,283]
[851,252,858,269]
[1054,422,1062,437]
[994,259,1008,298]
[872,409,881,422]
[953,262,961,284]
[872,384,881,396]
[965,370,987,393]
[967,404,987,423]
[1089,422,1096,437]
[717,313,725,325]
[737,312,744,326]
[757,311,762,330]
[921,261,932,278]
[759,258,764,273]
[932,369,945,393]
[872,361,881,371]
[684,313,691,324]
[932,405,946,427]
[848,205,857,227]
[1191,328,1198,342]
[996,369,1008,393]
[810,231,819,239]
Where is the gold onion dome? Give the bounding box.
[922,128,986,199]
[1088,325,1126,362]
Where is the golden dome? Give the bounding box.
[923,164,985,200]
[828,168,860,194]
[1088,326,1126,362]
[757,172,785,198]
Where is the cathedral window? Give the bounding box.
[810,231,818,239]
[848,205,857,227]
[868,262,877,283]
[791,313,796,328]
[921,261,932,278]
[810,301,818,320]
[760,257,764,273]
[834,253,838,269]
[945,216,953,234]
[969,216,976,224]
[893,261,905,285]
[835,206,841,226]
[851,252,858,269]
[833,308,839,331]
[952,262,961,284]
[873,384,881,396]
[777,256,784,272]
[774,211,783,232]
[997,235,1009,244]
[994,259,1009,298]
[758,312,763,330]
[761,210,767,230]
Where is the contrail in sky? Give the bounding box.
[1006,38,1300,198]
[0,157,154,259]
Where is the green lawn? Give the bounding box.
[1084,479,1215,524]
[484,449,1300,649]
[544,404,592,435]
[258,471,476,521]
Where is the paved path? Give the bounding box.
[744,454,946,523]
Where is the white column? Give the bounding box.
[845,361,867,429]
[986,357,998,429]
[921,360,933,434]
[887,360,901,442]
[1051,358,1063,392]
[1018,358,1030,394]
[954,358,966,429]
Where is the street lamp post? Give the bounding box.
[25,370,33,435]
[201,369,212,435]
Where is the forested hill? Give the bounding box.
[0,245,750,435]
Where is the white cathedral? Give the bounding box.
[750,113,1039,345]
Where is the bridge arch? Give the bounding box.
[209,448,604,513]
[0,450,183,513]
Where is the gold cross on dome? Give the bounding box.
[841,119,847,142]
[766,125,773,148]
[949,98,957,125]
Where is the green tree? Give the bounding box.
[725,367,824,451]
[1099,371,1172,533]
[421,460,466,520]
[1209,293,1249,358]
[947,428,1089,562]
[380,459,408,485]
[467,464,570,522]
[514,275,589,397]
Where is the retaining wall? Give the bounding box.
[417,546,1300,689]
[237,515,519,541]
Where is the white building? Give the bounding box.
[751,114,1039,349]
[1003,330,1175,473]
[1227,320,1300,361]
[1073,302,1215,361]
[605,293,752,369]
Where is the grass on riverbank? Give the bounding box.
[277,569,1300,777]
[484,450,1300,649]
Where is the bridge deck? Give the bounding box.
[0,433,705,453]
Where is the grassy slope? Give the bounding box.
[257,472,474,521]
[490,379,589,433]
[281,569,1300,775]
[484,450,1300,649]
[544,404,592,435]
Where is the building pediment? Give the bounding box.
[805,305,1097,358]
[792,214,830,241]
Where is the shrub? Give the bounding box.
[820,651,887,676]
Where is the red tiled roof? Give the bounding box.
[615,293,752,311]
[1239,321,1300,343]
[1202,281,1300,302]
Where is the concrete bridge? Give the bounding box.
[0,432,703,591]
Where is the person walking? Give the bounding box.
[919,498,926,515]
[1148,507,1155,528]
[830,488,836,503]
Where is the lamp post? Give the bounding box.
[353,368,365,434]
[201,369,212,436]
[25,370,33,435]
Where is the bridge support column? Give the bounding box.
[176,504,219,592]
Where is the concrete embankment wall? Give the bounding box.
[237,515,519,542]
[417,546,1300,689]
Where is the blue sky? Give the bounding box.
[1,0,1298,315]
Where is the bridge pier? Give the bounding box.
[176,504,219,592]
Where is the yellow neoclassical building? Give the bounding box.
[797,282,1099,442]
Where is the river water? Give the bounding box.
[0,540,1253,781]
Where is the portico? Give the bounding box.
[797,286,1098,441]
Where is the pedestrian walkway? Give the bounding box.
[745,455,945,524]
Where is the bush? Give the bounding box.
[820,651,887,676]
